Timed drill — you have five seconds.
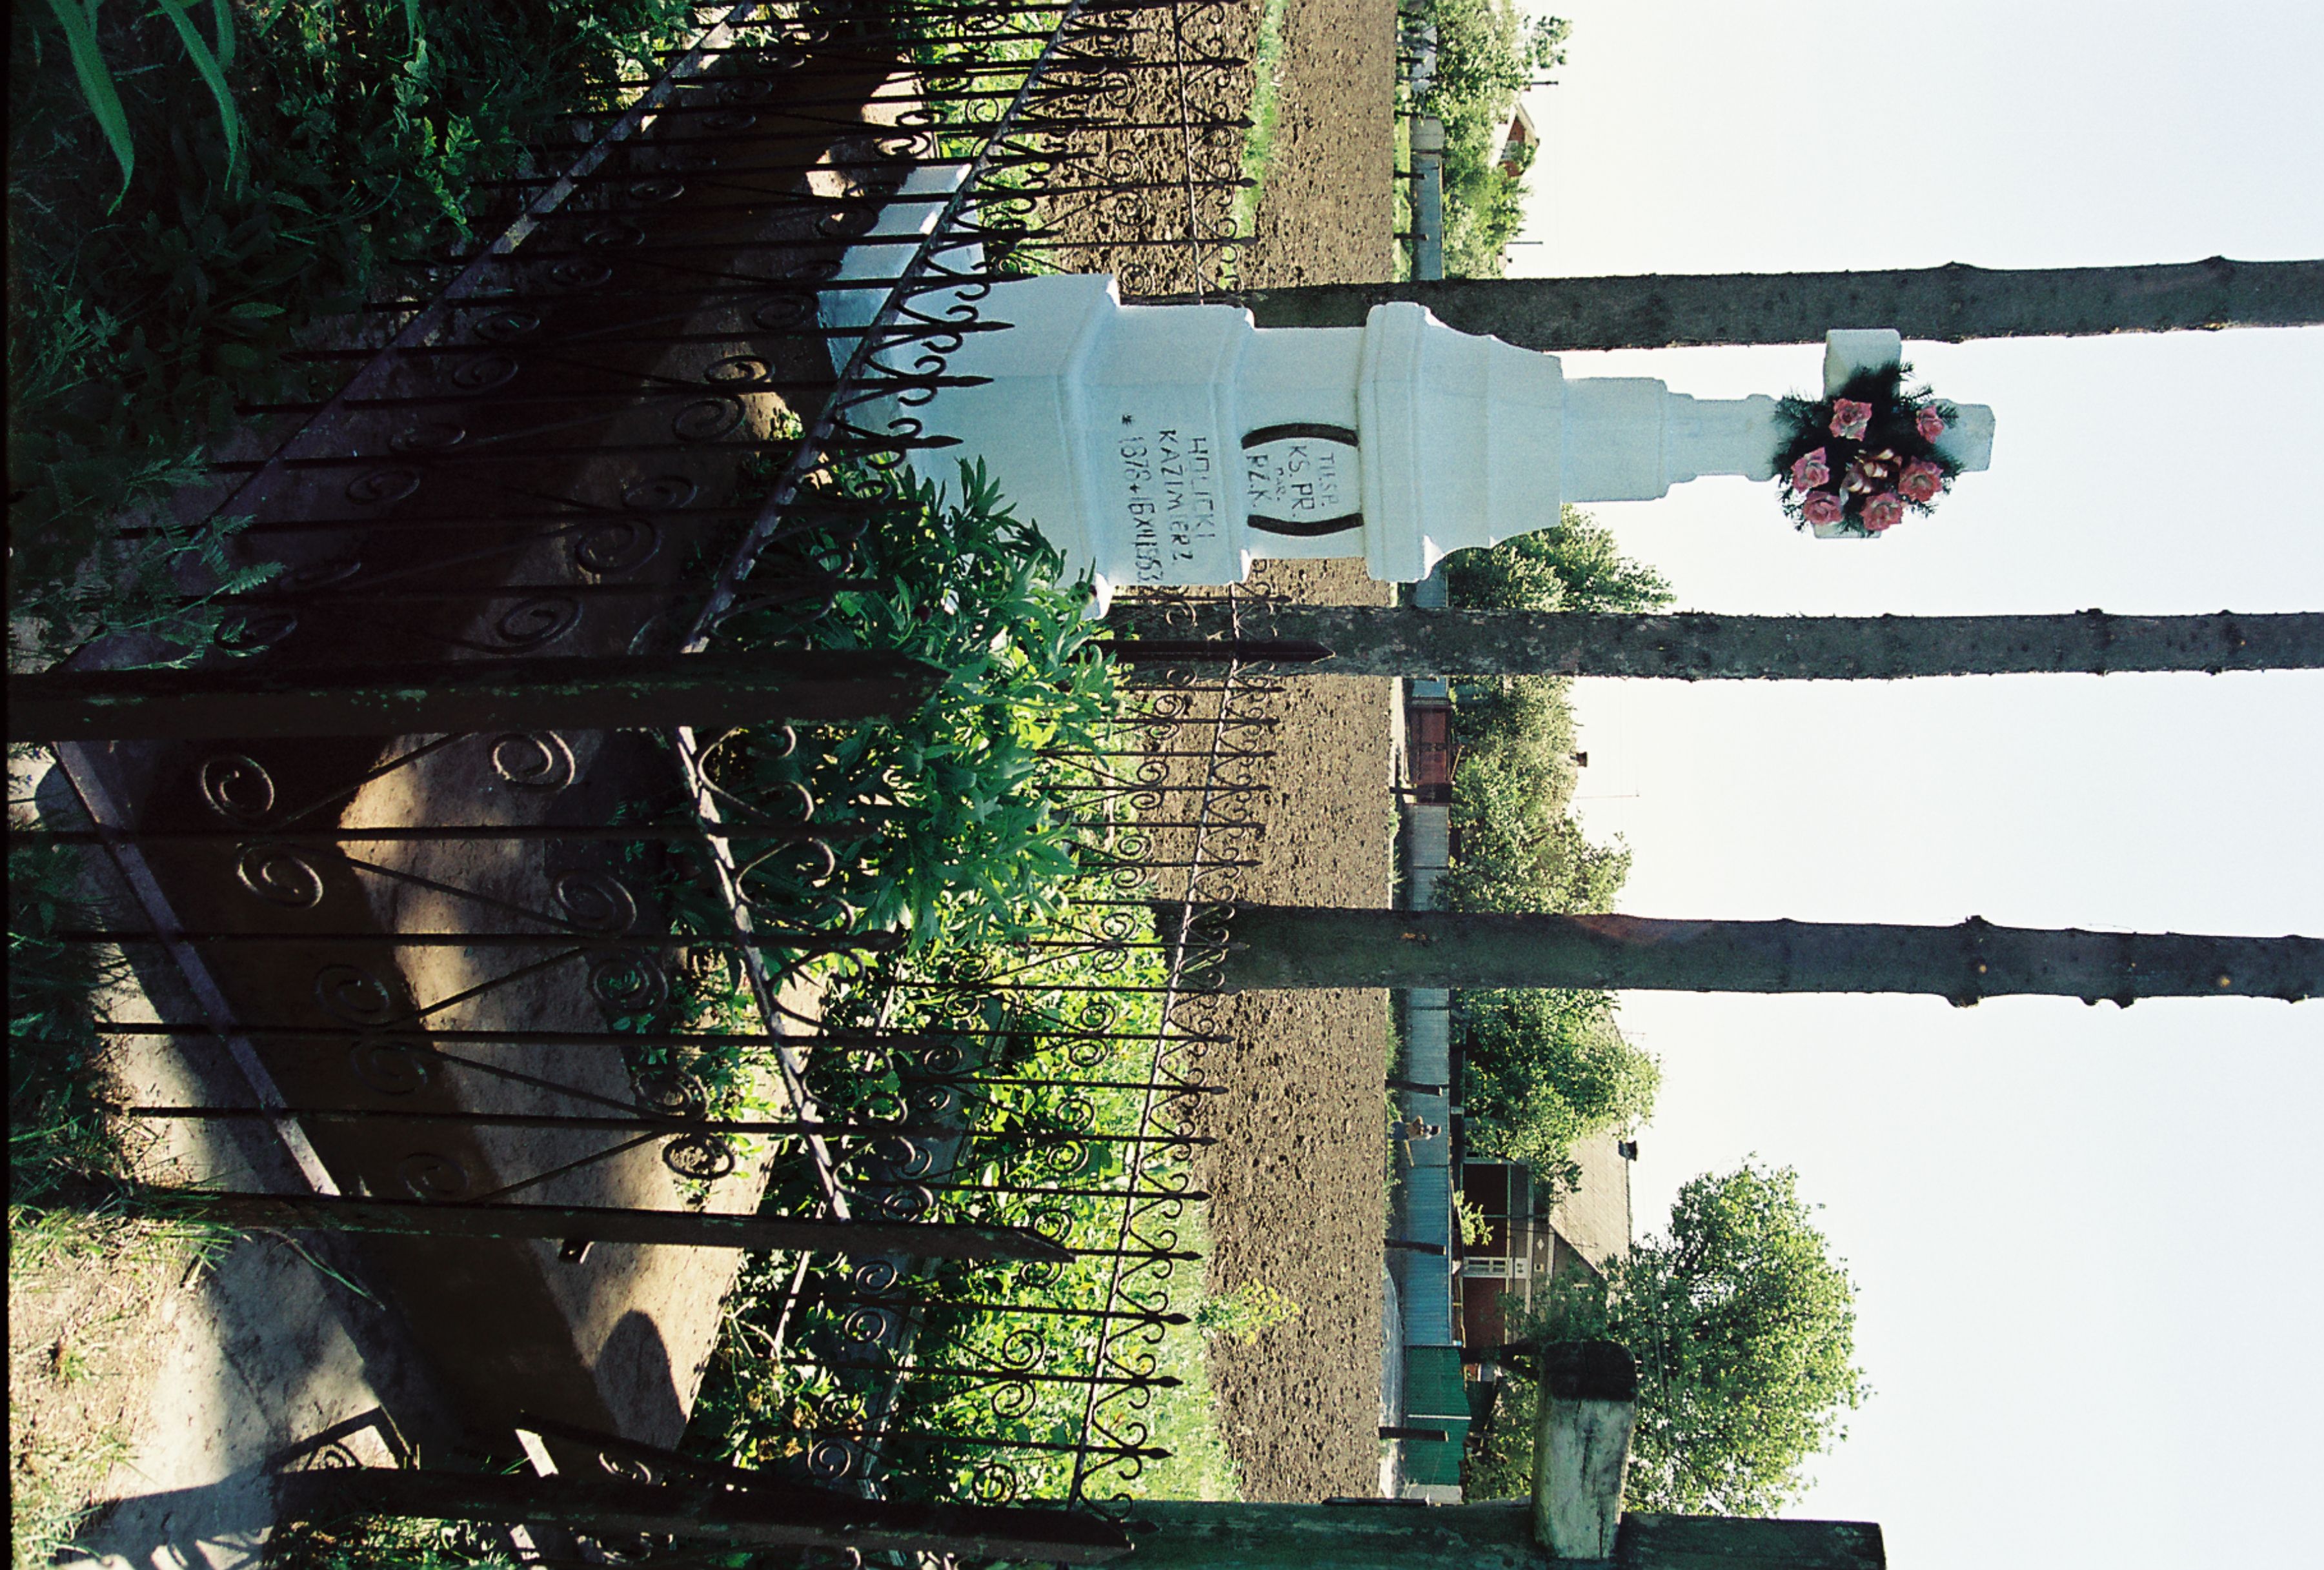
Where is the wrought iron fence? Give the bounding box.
[16,0,1280,1528]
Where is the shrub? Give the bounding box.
[7,1,701,665]
[694,459,1120,955]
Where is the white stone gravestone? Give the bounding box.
[879,274,1994,610]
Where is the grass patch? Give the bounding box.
[259,1514,521,1570]
[7,1199,229,1570]
[8,1414,132,1570]
[1391,112,1413,281]
[1227,0,1290,249]
[1140,1204,1244,1501]
[9,770,124,1204]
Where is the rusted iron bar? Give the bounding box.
[121,1105,1207,1145]
[63,931,891,952]
[271,1467,1129,1562]
[25,822,861,845]
[507,1407,1135,1564]
[10,650,940,741]
[113,1187,1069,1262]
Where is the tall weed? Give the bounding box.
[6,2,701,667]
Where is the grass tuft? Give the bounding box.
[1228,0,1290,250]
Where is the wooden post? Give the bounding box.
[1124,1342,1883,1569]
[6,650,942,741]
[1127,1500,1543,1570]
[1207,905,2323,1002]
[1533,1341,1637,1561]
[1101,605,2324,681]
[1223,257,2324,348]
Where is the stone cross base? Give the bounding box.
[893,276,1994,607]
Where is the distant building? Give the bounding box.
[1406,688,1457,804]
[1489,102,1537,179]
[1388,597,1634,1504]
[1458,1136,1633,1349]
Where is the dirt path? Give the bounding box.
[1195,567,1398,1504]
[1182,0,1401,1502]
[1238,0,1399,290]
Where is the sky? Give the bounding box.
[1504,3,2324,1566]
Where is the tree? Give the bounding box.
[1207,906,2323,1001]
[1418,1,1568,112]
[1435,674,1629,915]
[1231,256,2324,348]
[1424,512,1661,1185]
[1439,505,1675,615]
[1107,606,2324,681]
[1423,510,1660,912]
[1484,1162,1868,1515]
[1411,2,1570,277]
[1455,987,1657,1187]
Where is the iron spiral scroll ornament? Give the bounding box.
[71,0,1284,1520]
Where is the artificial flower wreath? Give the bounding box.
[1772,364,1961,538]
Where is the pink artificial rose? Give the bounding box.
[1789,447,1832,490]
[1899,461,1945,503]
[1862,492,1906,532]
[1829,399,1874,441]
[1802,490,1848,527]
[1916,407,1947,442]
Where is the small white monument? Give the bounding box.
[897,275,1994,609]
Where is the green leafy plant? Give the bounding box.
[697,459,1119,952]
[8,813,123,1203]
[8,1,701,669]
[687,923,1238,1502]
[1451,1191,1493,1249]
[1194,1278,1302,1345]
[39,0,243,210]
[1471,1162,1869,1514]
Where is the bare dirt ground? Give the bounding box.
[1196,565,1399,1504]
[1178,0,1402,1504]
